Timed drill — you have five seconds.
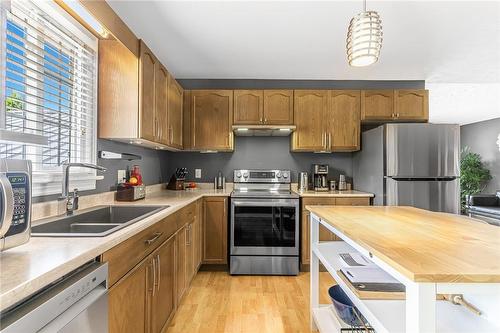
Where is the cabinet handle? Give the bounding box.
[396,113,400,118]
[260,117,263,123]
[186,225,191,246]
[145,232,163,245]
[156,254,161,292]
[170,126,173,144]
[151,257,157,297]
[328,133,332,150]
[264,118,267,123]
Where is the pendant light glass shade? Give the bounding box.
[346,10,383,67]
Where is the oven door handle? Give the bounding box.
[232,200,297,207]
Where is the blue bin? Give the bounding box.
[328,285,369,327]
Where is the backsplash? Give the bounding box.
[167,136,353,183]
[33,139,170,203]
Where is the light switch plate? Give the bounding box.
[117,169,126,183]
[195,169,202,179]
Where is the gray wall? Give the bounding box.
[33,139,169,203]
[167,136,352,183]
[178,79,425,90]
[460,117,500,194]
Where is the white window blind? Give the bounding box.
[0,0,98,196]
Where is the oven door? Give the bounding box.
[230,198,299,256]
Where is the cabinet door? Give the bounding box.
[191,90,233,151]
[109,258,147,333]
[150,236,176,333]
[168,75,184,148]
[155,64,169,145]
[186,222,194,283]
[394,89,429,121]
[233,90,263,125]
[203,197,228,264]
[194,199,203,270]
[98,40,139,139]
[292,90,328,151]
[263,90,293,125]
[176,225,188,303]
[329,90,360,151]
[139,40,157,142]
[361,90,394,121]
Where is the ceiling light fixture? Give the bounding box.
[346,0,383,67]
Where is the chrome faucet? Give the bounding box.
[61,162,106,214]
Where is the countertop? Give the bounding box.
[295,190,374,197]
[306,205,500,283]
[0,187,374,312]
[0,188,230,312]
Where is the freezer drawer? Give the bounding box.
[385,178,459,214]
[385,124,460,177]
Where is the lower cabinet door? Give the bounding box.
[151,235,176,333]
[109,258,148,333]
[203,197,228,264]
[176,225,188,304]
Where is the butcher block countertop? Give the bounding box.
[306,206,500,283]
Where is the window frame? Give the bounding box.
[1,0,99,197]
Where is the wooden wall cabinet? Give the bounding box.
[292,90,360,152]
[99,39,183,150]
[361,90,394,121]
[188,90,234,151]
[292,90,329,151]
[263,90,294,124]
[301,197,371,268]
[138,40,159,142]
[203,197,228,264]
[394,89,429,121]
[234,90,263,125]
[328,90,361,151]
[233,90,294,125]
[167,74,183,148]
[361,89,428,122]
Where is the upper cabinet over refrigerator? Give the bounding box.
[385,124,460,178]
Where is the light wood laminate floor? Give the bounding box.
[166,271,334,333]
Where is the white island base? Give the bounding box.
[309,207,500,333]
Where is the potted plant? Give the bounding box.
[460,147,492,213]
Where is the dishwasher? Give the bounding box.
[0,261,108,333]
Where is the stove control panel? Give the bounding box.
[233,169,291,183]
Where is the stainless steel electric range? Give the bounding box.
[230,169,299,275]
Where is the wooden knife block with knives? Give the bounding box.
[167,168,187,190]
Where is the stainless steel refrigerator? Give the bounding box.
[353,123,460,214]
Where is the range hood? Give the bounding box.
[232,125,296,137]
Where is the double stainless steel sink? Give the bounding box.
[31,205,169,237]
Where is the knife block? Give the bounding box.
[167,175,184,190]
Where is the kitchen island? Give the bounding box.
[307,206,500,333]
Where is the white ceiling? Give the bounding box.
[108,1,500,124]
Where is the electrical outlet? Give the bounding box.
[195,169,202,179]
[117,169,126,183]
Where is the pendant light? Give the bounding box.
[346,0,383,67]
